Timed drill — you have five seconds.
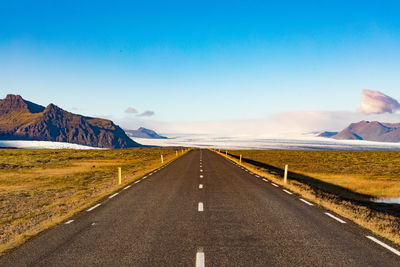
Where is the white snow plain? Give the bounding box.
[131,134,400,151]
[0,140,100,149]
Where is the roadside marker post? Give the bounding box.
[176,151,178,157]
[118,167,122,185]
[284,164,288,184]
[161,155,164,164]
[240,154,242,164]
[225,150,227,155]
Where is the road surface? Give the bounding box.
[1,149,399,266]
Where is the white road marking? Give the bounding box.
[262,178,268,182]
[134,180,141,184]
[200,175,203,178]
[299,198,314,206]
[64,220,74,224]
[124,185,131,190]
[87,203,101,212]
[325,212,346,224]
[91,222,96,226]
[143,175,148,178]
[198,202,204,212]
[109,193,119,199]
[148,173,153,176]
[255,175,260,178]
[271,183,279,187]
[283,189,293,195]
[199,184,203,189]
[200,169,203,172]
[366,236,400,256]
[196,251,205,267]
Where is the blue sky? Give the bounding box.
[1,0,400,130]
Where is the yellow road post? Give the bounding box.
[284,164,288,183]
[118,167,122,185]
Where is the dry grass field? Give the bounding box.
[0,147,184,254]
[219,150,400,245]
[228,150,400,198]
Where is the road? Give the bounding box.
[1,149,399,266]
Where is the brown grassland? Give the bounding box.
[0,147,184,254]
[219,150,400,246]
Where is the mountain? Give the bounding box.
[125,127,167,139]
[0,94,142,148]
[318,131,339,138]
[318,120,400,142]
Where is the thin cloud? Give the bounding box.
[125,107,138,114]
[136,110,155,117]
[358,89,400,114]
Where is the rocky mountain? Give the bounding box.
[125,127,167,139]
[318,120,400,142]
[0,94,142,148]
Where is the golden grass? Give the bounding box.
[0,147,188,254]
[227,150,400,198]
[214,150,400,246]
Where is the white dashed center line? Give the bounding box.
[108,193,119,199]
[325,212,346,224]
[200,175,203,178]
[196,251,205,267]
[198,202,204,212]
[87,203,101,212]
[262,178,268,182]
[200,169,203,172]
[199,184,203,189]
[299,198,314,206]
[366,236,400,256]
[64,220,74,224]
[271,183,279,187]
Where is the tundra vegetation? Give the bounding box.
[0,148,179,254]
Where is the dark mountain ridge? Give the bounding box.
[319,120,400,142]
[0,94,142,148]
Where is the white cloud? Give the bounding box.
[358,89,400,114]
[136,110,155,117]
[124,107,138,114]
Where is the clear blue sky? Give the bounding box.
[1,0,400,124]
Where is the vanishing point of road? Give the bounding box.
[1,149,399,266]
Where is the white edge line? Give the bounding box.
[262,178,268,182]
[134,180,141,184]
[283,189,293,195]
[366,236,400,256]
[255,175,260,178]
[87,203,101,212]
[109,192,119,199]
[271,183,279,187]
[325,212,346,224]
[198,202,204,212]
[299,198,314,206]
[124,185,131,190]
[196,252,205,267]
[64,220,74,224]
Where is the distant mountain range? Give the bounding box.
[125,127,167,139]
[319,120,400,142]
[0,94,142,148]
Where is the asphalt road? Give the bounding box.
[1,149,399,266]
